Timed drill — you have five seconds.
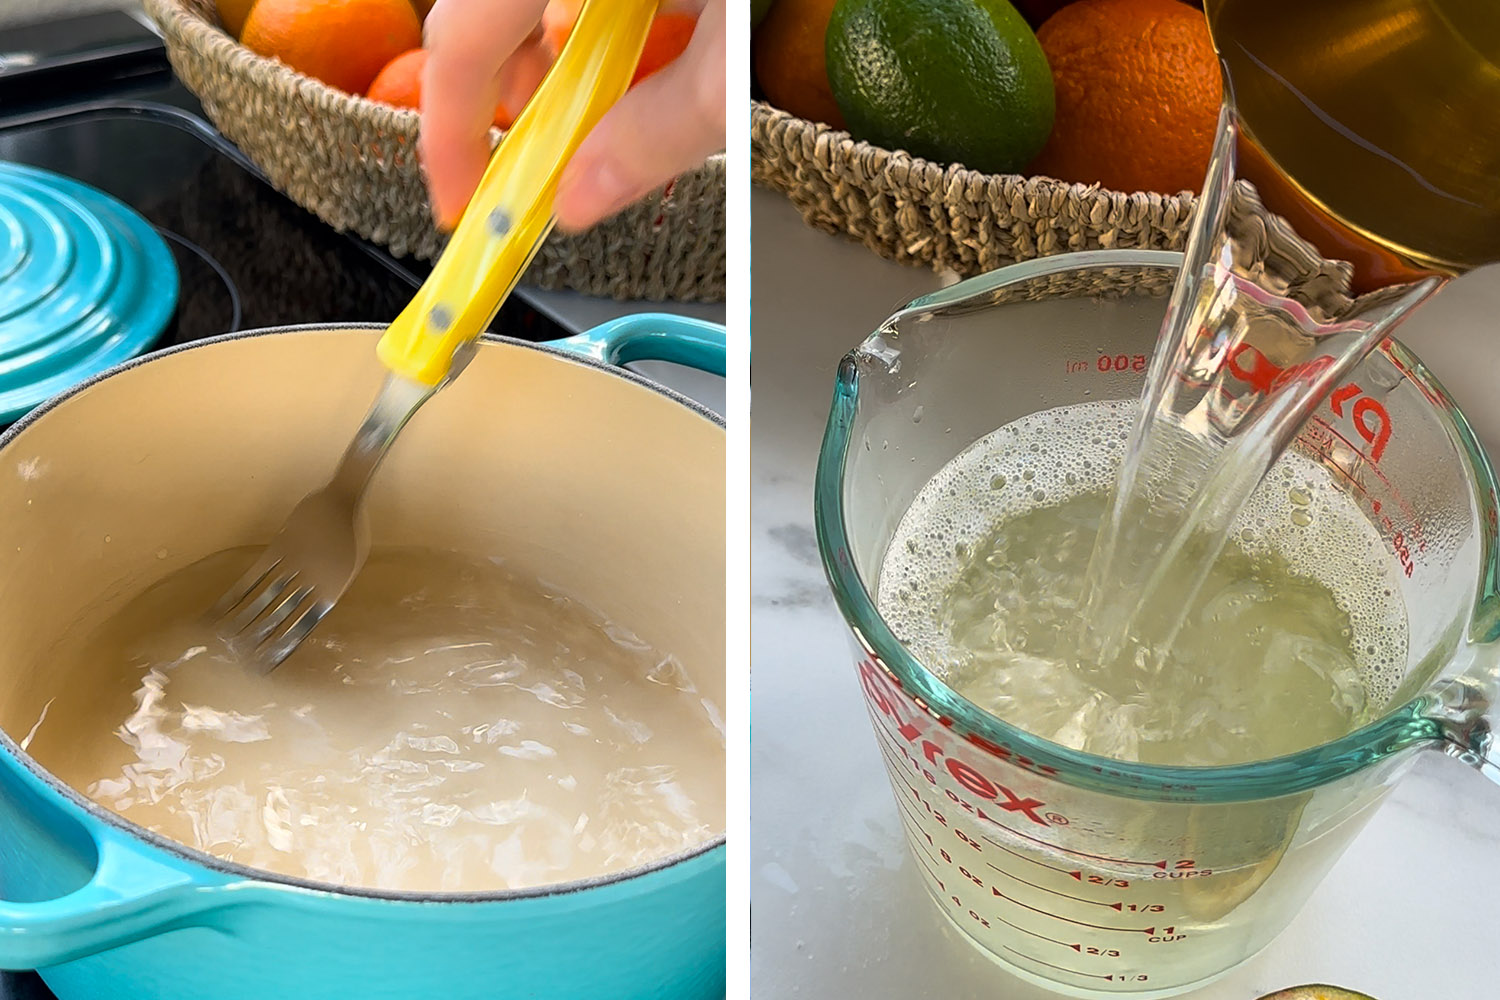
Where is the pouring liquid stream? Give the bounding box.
[1072,0,1500,683]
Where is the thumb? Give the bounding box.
[553,0,725,232]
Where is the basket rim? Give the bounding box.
[750,97,1196,209]
[147,0,725,173]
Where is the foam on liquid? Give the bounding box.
[877,400,1409,766]
[25,547,725,893]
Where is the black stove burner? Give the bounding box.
[0,101,569,351]
[0,102,420,343]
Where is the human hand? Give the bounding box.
[420,0,726,233]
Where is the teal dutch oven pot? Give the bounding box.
[0,314,727,1000]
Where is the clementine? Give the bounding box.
[216,0,258,38]
[752,0,844,129]
[366,49,514,128]
[241,0,423,95]
[1029,0,1222,194]
[543,3,698,87]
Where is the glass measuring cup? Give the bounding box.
[814,250,1500,999]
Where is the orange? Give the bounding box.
[366,49,515,128]
[241,0,423,96]
[632,14,698,84]
[1029,0,1222,194]
[543,3,698,87]
[752,0,845,129]
[216,0,258,38]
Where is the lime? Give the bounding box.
[825,0,1054,174]
[1257,990,1376,1000]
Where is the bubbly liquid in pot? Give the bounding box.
[25,547,725,893]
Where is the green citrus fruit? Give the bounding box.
[825,0,1054,173]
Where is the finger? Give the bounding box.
[494,36,552,126]
[553,0,725,231]
[420,0,549,228]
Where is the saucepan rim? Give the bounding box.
[0,321,726,904]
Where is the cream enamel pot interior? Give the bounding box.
[0,317,726,1000]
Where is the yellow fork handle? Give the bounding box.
[377,0,660,386]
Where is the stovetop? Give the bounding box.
[0,11,571,373]
[0,12,582,998]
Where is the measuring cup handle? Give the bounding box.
[1426,679,1500,784]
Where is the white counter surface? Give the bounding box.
[750,188,1500,1000]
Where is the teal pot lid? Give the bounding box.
[0,162,178,424]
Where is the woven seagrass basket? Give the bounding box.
[751,100,1200,279]
[145,0,726,302]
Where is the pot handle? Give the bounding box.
[0,823,233,970]
[553,313,727,377]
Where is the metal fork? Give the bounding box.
[210,0,657,670]
[211,374,437,669]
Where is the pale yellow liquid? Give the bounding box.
[878,401,1409,767]
[873,403,1410,993]
[23,547,725,893]
[1207,0,1500,278]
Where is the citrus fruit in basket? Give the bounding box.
[215,0,259,37]
[752,0,846,129]
[824,0,1054,174]
[543,2,698,85]
[241,0,423,95]
[367,49,515,128]
[1029,0,1221,194]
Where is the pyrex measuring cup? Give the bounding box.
[814,250,1500,998]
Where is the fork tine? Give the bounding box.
[244,583,315,649]
[222,570,297,637]
[258,598,335,671]
[214,551,285,620]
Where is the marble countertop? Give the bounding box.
[750,187,1500,1000]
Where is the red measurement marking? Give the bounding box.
[888,779,924,827]
[914,852,945,892]
[1328,382,1392,461]
[980,812,1169,868]
[1002,947,1115,980]
[986,863,1116,908]
[1307,415,1425,548]
[1067,871,1130,888]
[983,836,1077,876]
[991,889,1156,935]
[987,839,1132,888]
[901,815,943,866]
[864,677,1055,823]
[873,736,919,792]
[992,913,1081,952]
